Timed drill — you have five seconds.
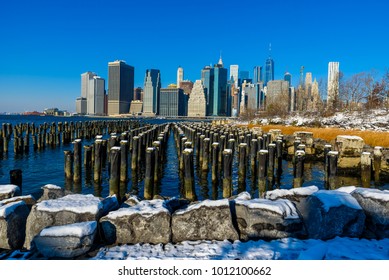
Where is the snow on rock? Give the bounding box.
[0,195,36,209]
[100,195,119,216]
[233,191,251,201]
[24,194,104,249]
[37,184,66,202]
[265,186,319,201]
[34,221,97,258]
[0,184,21,200]
[336,186,357,194]
[0,201,29,250]
[301,190,365,239]
[235,198,304,241]
[171,199,239,242]
[351,188,389,238]
[100,199,171,245]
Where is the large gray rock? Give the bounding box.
[351,188,389,239]
[0,195,36,210]
[24,194,104,249]
[301,190,365,239]
[0,201,30,249]
[37,184,66,202]
[100,199,171,245]
[235,196,304,240]
[33,221,97,259]
[265,186,319,211]
[171,199,239,243]
[0,185,21,200]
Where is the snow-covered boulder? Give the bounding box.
[100,199,171,245]
[171,199,239,242]
[351,188,389,239]
[33,221,97,259]
[24,194,104,249]
[235,198,304,240]
[37,184,65,202]
[0,184,21,200]
[0,195,36,210]
[301,190,365,239]
[0,201,30,250]
[335,135,365,170]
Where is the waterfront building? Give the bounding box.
[143,69,161,116]
[129,100,143,115]
[76,97,87,115]
[159,87,187,116]
[81,71,96,99]
[187,80,206,117]
[327,62,340,110]
[88,76,105,115]
[107,60,134,115]
[177,67,184,89]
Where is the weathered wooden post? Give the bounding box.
[73,139,82,183]
[3,135,8,153]
[179,137,187,170]
[94,139,102,183]
[263,134,268,149]
[211,142,220,184]
[199,134,205,166]
[361,152,371,188]
[131,136,139,170]
[293,150,305,188]
[267,143,276,179]
[324,144,332,182]
[120,140,128,183]
[195,132,201,163]
[219,135,226,163]
[153,141,161,185]
[202,138,210,172]
[64,150,74,181]
[183,148,196,201]
[109,147,121,197]
[10,169,22,193]
[84,145,92,170]
[257,149,268,195]
[326,151,338,190]
[23,134,29,153]
[276,139,283,174]
[222,149,233,198]
[250,139,258,175]
[144,147,155,200]
[238,143,247,192]
[373,146,382,183]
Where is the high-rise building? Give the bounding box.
[266,80,289,112]
[187,80,207,117]
[177,66,184,89]
[327,62,340,109]
[284,72,292,87]
[133,87,143,101]
[230,65,239,87]
[239,70,250,81]
[81,71,96,99]
[76,97,87,115]
[107,60,134,115]
[254,66,262,83]
[264,57,274,86]
[88,76,105,115]
[159,87,187,116]
[201,66,214,115]
[180,80,194,95]
[143,69,161,116]
[213,57,228,116]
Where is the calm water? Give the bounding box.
[0,115,385,200]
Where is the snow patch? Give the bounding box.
[313,190,362,212]
[36,194,102,214]
[0,195,34,205]
[0,184,19,194]
[336,186,357,194]
[107,199,170,219]
[0,201,25,218]
[234,192,251,201]
[42,184,61,190]
[353,188,389,202]
[236,198,300,219]
[265,186,319,200]
[174,199,229,215]
[39,221,97,238]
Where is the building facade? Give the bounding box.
[187,80,206,117]
[177,67,184,89]
[284,72,292,87]
[230,65,239,87]
[254,66,262,83]
[201,66,214,116]
[264,57,274,86]
[159,88,187,116]
[76,97,87,115]
[107,60,134,115]
[213,58,228,116]
[143,69,161,116]
[327,62,340,110]
[88,76,105,115]
[266,80,289,113]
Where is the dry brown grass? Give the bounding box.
[247,124,389,147]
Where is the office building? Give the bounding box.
[254,66,262,83]
[180,80,194,95]
[143,69,161,116]
[76,97,87,115]
[284,72,292,87]
[266,80,289,112]
[81,71,96,99]
[264,57,274,86]
[88,76,105,115]
[159,87,187,116]
[230,65,239,87]
[107,60,134,115]
[213,57,228,116]
[177,66,184,89]
[187,80,206,117]
[133,87,143,101]
[327,62,340,109]
[201,66,214,115]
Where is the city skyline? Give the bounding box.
[1,0,388,113]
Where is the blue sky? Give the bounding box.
[0,0,388,113]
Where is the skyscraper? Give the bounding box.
[159,87,187,117]
[201,66,214,116]
[284,72,292,87]
[254,66,262,83]
[264,57,274,86]
[327,62,340,110]
[230,65,239,87]
[81,71,96,99]
[187,80,206,117]
[88,76,105,115]
[213,56,228,116]
[107,60,134,115]
[177,66,184,89]
[143,69,161,116]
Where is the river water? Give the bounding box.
[0,115,386,200]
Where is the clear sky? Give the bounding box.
[0,0,388,113]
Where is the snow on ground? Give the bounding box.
[92,237,389,260]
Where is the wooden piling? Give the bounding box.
[373,146,382,183]
[257,149,268,195]
[268,143,276,178]
[250,139,258,173]
[238,143,247,191]
[211,142,220,184]
[109,147,121,197]
[153,141,161,185]
[93,139,103,183]
[202,138,210,172]
[361,152,371,188]
[144,147,155,200]
[84,145,92,170]
[293,150,305,188]
[120,140,128,183]
[64,150,74,181]
[326,151,338,189]
[10,169,22,193]
[73,139,82,183]
[131,136,139,170]
[222,149,233,198]
[183,148,196,201]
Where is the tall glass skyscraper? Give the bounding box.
[201,66,214,116]
[107,60,134,115]
[213,58,228,116]
[284,72,292,87]
[264,57,274,86]
[143,69,161,116]
[253,66,262,83]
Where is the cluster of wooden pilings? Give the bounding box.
[64,122,170,201]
